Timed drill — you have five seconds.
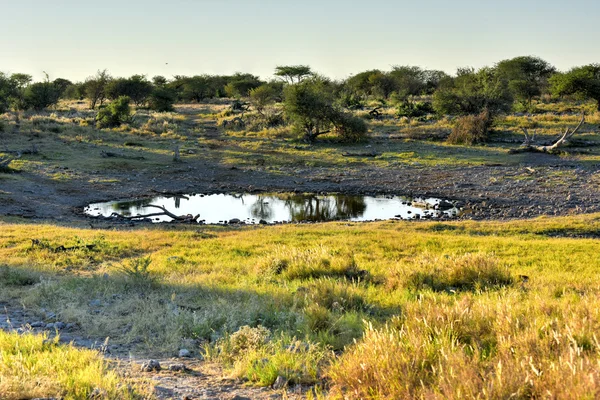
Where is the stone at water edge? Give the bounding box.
[179,348,191,358]
[168,363,190,372]
[141,359,162,372]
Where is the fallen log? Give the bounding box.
[110,204,199,223]
[342,152,381,157]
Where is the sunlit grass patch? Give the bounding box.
[0,331,144,400]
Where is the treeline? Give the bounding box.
[1,56,599,115]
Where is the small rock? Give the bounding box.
[168,363,189,372]
[229,218,241,224]
[45,323,55,329]
[178,348,191,358]
[89,299,102,307]
[54,321,66,330]
[141,359,161,372]
[272,375,287,389]
[259,219,268,225]
[30,321,44,328]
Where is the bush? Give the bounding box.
[396,101,434,118]
[447,110,491,145]
[331,112,368,142]
[96,96,131,128]
[23,82,60,110]
[148,87,176,112]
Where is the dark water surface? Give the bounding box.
[84,193,461,224]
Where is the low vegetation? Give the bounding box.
[1,214,600,397]
[0,331,144,399]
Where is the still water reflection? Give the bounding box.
[84,193,460,224]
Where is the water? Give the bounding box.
[84,193,461,224]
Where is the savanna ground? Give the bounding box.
[1,99,600,399]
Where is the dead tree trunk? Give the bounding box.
[509,114,586,154]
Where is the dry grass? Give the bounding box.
[447,110,491,145]
[0,331,145,399]
[328,291,600,399]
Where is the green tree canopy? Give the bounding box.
[433,67,513,116]
[275,65,313,84]
[550,64,600,110]
[496,56,556,105]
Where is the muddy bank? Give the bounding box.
[1,158,599,224]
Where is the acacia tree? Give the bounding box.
[496,56,556,106]
[284,77,367,142]
[84,69,111,109]
[550,64,600,110]
[275,65,313,84]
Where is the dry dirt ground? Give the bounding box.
[2,151,599,225]
[1,302,313,399]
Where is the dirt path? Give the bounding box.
[1,302,312,399]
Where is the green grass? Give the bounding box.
[1,213,600,396]
[0,331,145,399]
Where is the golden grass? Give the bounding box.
[0,331,144,399]
[1,213,600,396]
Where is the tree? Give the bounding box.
[0,73,17,113]
[52,78,73,98]
[275,65,313,84]
[8,73,32,111]
[23,73,60,110]
[106,75,153,106]
[284,77,368,142]
[550,64,600,110]
[433,67,513,116]
[496,56,556,106]
[345,70,397,100]
[152,75,167,87]
[148,86,176,112]
[223,73,263,98]
[389,66,427,100]
[249,84,277,115]
[84,69,111,109]
[175,75,212,102]
[284,77,335,142]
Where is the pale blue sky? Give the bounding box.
[1,0,598,82]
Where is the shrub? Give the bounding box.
[96,96,131,128]
[148,87,176,112]
[446,110,491,145]
[331,112,368,142]
[396,100,434,118]
[23,82,60,110]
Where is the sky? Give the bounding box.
[1,0,599,82]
